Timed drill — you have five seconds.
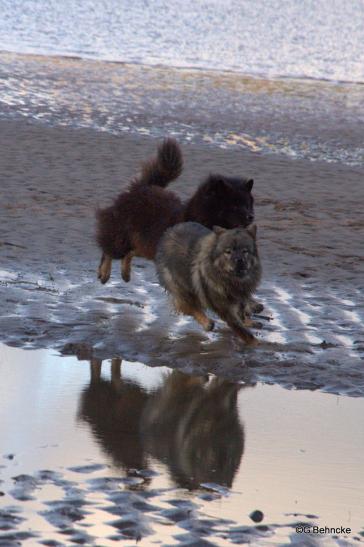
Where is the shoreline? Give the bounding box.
[2,48,364,87]
[1,51,363,167]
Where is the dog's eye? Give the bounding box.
[224,248,232,255]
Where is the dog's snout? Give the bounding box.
[235,258,246,273]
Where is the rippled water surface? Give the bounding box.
[1,345,364,545]
[0,0,363,83]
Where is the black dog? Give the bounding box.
[96,138,255,284]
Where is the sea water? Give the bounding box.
[0,0,363,83]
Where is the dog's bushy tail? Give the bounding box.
[140,138,183,187]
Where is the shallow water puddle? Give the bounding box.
[1,267,363,397]
[0,344,363,545]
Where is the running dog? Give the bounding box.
[155,222,262,345]
[96,138,255,284]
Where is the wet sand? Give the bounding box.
[0,117,363,545]
[0,119,363,394]
[1,51,364,167]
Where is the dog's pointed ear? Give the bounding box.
[213,225,227,236]
[246,224,257,239]
[246,179,254,192]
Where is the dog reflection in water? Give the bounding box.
[78,359,245,489]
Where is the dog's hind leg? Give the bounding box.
[98,253,112,284]
[121,250,135,282]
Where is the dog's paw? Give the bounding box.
[98,256,112,284]
[121,271,131,283]
[98,273,110,284]
[205,319,215,332]
[250,299,264,314]
[98,267,111,284]
[240,317,262,329]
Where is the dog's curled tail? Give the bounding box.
[140,138,183,187]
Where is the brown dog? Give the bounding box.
[96,138,255,284]
[155,222,262,345]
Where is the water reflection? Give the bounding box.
[1,346,363,543]
[78,358,244,490]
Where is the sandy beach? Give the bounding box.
[0,45,363,545]
[0,118,363,392]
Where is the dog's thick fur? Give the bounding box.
[155,222,262,345]
[96,138,255,283]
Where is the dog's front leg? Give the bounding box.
[221,306,258,346]
[237,303,263,329]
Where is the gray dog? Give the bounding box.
[155,222,262,345]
